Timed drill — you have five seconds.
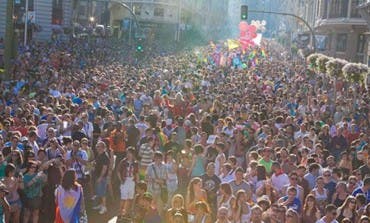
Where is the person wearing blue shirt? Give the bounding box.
[304,163,320,191]
[278,186,302,213]
[352,177,370,204]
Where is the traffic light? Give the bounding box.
[136,44,143,52]
[136,38,144,52]
[241,5,248,20]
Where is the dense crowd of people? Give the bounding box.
[0,35,369,223]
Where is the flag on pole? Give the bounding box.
[253,33,263,46]
[227,39,240,50]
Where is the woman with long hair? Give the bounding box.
[8,150,23,174]
[336,196,358,223]
[22,161,47,223]
[331,181,349,207]
[217,183,235,221]
[302,194,321,223]
[55,169,85,223]
[256,165,267,189]
[2,163,22,223]
[166,194,188,223]
[186,178,207,219]
[194,201,211,223]
[232,189,251,223]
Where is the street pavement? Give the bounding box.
[86,197,122,223]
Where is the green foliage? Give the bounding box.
[316,54,330,73]
[342,63,368,84]
[325,58,347,78]
[306,53,321,71]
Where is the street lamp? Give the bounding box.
[89,16,95,23]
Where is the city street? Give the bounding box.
[1,1,370,223]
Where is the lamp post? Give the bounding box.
[24,0,29,46]
[4,0,15,79]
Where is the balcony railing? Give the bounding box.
[358,0,370,7]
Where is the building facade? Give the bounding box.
[0,0,73,42]
[300,0,368,63]
[108,0,228,42]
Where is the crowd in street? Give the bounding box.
[0,35,369,223]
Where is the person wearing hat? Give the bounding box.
[0,182,10,223]
[142,192,161,223]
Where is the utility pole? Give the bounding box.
[24,0,29,46]
[4,0,15,79]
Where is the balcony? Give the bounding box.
[358,0,370,8]
[315,17,367,28]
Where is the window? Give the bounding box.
[315,35,329,51]
[52,0,63,25]
[336,34,347,52]
[154,7,164,17]
[357,34,366,53]
[329,0,349,18]
[351,0,361,18]
[134,4,142,16]
[319,0,329,19]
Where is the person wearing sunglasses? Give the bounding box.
[22,161,47,223]
[316,204,339,223]
[336,196,358,223]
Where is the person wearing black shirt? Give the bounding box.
[201,162,221,220]
[126,119,140,148]
[93,141,110,215]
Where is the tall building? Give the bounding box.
[108,0,228,42]
[0,0,73,42]
[301,0,368,63]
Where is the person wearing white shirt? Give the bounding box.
[219,163,234,183]
[271,162,290,195]
[80,113,93,140]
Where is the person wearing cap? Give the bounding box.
[142,192,162,223]
[0,182,10,223]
